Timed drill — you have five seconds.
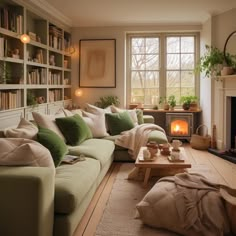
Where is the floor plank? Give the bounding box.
[74,145,236,236]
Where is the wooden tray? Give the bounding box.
[167,155,185,162]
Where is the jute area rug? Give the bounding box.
[95,163,180,236]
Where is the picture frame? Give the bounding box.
[79,39,116,88]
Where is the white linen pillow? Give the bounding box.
[0,138,55,169]
[110,105,138,126]
[4,118,38,140]
[32,112,65,142]
[71,109,83,116]
[82,110,109,138]
[85,103,112,115]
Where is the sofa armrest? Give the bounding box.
[143,115,155,124]
[0,166,55,236]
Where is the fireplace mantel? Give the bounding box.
[214,75,236,149]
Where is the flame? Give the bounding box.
[170,120,188,136]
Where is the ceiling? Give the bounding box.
[42,0,236,27]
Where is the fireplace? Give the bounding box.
[230,97,236,149]
[166,113,193,141]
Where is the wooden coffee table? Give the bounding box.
[129,146,191,186]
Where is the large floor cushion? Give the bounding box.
[68,139,115,168]
[55,158,100,214]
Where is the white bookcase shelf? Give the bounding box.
[0,0,72,120]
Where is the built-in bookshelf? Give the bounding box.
[0,0,72,120]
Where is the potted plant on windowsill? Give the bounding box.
[180,95,198,110]
[167,95,176,110]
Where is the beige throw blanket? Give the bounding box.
[115,123,165,160]
[137,172,236,236]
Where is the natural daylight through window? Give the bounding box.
[128,33,198,108]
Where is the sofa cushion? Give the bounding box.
[55,157,100,214]
[32,112,66,142]
[37,127,68,167]
[68,139,115,168]
[4,118,38,140]
[55,114,92,146]
[105,111,135,135]
[82,110,109,138]
[136,109,144,124]
[0,138,55,168]
[110,105,138,126]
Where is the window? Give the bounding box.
[128,33,198,107]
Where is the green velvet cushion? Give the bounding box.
[105,111,134,135]
[136,109,144,124]
[37,127,68,167]
[55,114,92,146]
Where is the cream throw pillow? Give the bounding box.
[82,110,109,138]
[110,105,138,126]
[0,138,55,169]
[85,103,112,115]
[4,118,38,140]
[32,112,65,142]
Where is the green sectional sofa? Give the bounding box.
[0,112,168,236]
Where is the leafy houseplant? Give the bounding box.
[27,91,38,108]
[94,95,120,108]
[159,96,169,110]
[180,95,198,110]
[196,45,225,77]
[167,95,176,110]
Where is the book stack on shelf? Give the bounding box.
[27,68,47,84]
[49,89,62,102]
[0,90,21,110]
[49,24,62,50]
[48,71,61,85]
[0,6,23,34]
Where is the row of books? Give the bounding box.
[49,89,62,102]
[0,90,21,110]
[49,35,63,50]
[27,68,47,84]
[0,7,23,34]
[48,72,62,85]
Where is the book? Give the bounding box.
[61,155,86,164]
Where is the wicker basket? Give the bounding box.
[190,125,211,150]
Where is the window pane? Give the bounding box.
[167,54,180,69]
[181,87,195,96]
[144,88,159,105]
[181,37,194,53]
[132,88,144,103]
[181,71,194,87]
[132,55,145,70]
[131,71,145,88]
[181,54,194,69]
[166,88,180,102]
[146,71,159,87]
[132,38,145,54]
[166,71,180,87]
[146,38,159,53]
[167,37,180,53]
[146,55,159,70]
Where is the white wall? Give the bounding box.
[71,24,201,108]
[211,8,236,136]
[200,18,212,134]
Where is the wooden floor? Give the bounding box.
[74,144,236,236]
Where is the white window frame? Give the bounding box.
[126,32,200,108]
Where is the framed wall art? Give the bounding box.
[79,39,116,88]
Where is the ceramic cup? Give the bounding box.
[172,140,182,150]
[143,149,151,160]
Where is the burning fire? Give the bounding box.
[171,120,188,136]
